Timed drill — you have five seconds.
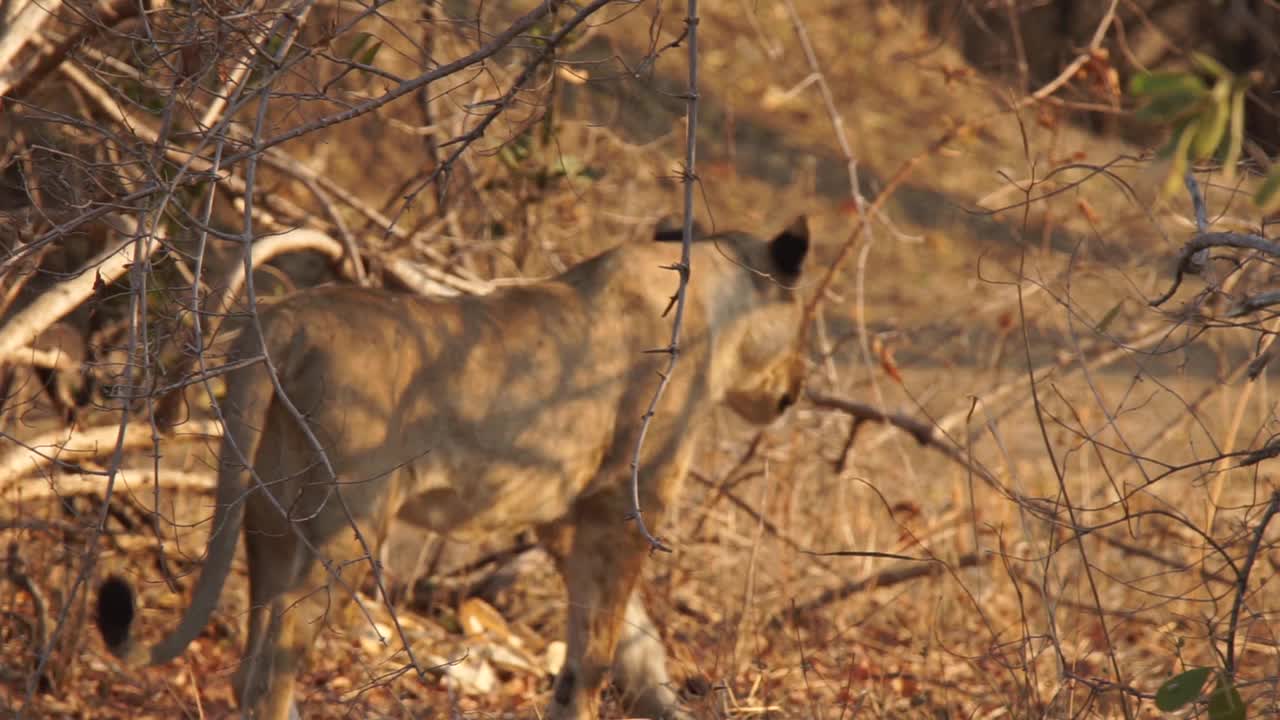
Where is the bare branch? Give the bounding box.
[220,0,577,164]
[807,391,1004,492]
[627,0,698,553]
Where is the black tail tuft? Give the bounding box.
[96,575,136,651]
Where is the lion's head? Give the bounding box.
[692,217,810,425]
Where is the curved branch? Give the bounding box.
[213,228,346,315]
[1150,231,1280,307]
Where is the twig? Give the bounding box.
[808,392,935,445]
[1016,246,1132,720]
[16,20,482,302]
[800,0,1121,339]
[863,320,1173,455]
[389,0,617,235]
[29,201,158,710]
[1,344,80,372]
[1225,490,1280,676]
[688,470,835,571]
[807,391,1006,492]
[688,430,765,538]
[0,419,220,492]
[4,541,51,690]
[220,0,576,165]
[627,0,698,553]
[154,224,473,427]
[234,2,430,679]
[212,229,359,317]
[5,467,218,503]
[771,552,988,628]
[730,463,770,670]
[1226,290,1280,317]
[778,0,855,202]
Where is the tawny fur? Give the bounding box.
[97,220,810,720]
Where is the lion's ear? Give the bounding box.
[654,216,706,243]
[769,216,809,278]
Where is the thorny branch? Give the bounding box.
[626,0,698,553]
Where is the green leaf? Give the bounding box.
[1129,72,1206,98]
[1135,92,1205,123]
[359,40,382,66]
[1131,71,1209,124]
[1208,676,1246,720]
[1191,82,1232,160]
[1162,119,1198,198]
[1156,667,1213,711]
[1095,300,1124,334]
[344,32,372,60]
[1256,168,1280,214]
[1222,84,1246,182]
[1157,117,1194,159]
[1191,52,1233,81]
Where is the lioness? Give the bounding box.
[96,218,810,719]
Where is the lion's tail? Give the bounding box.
[97,338,275,667]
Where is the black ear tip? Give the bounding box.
[97,575,136,648]
[770,216,810,276]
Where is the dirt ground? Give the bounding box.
[3,1,1276,718]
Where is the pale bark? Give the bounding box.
[0,418,219,490]
[0,0,65,97]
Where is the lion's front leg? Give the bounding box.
[613,594,689,719]
[539,522,688,719]
[543,489,652,720]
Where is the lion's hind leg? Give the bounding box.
[232,519,313,720]
[233,508,374,719]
